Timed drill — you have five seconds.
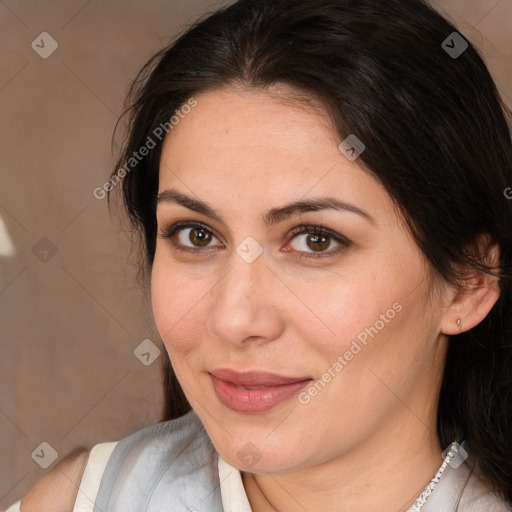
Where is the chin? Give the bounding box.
[205,421,310,474]
[220,444,303,474]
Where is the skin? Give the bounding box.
[150,83,500,512]
[19,448,89,512]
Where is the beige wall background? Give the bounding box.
[0,0,510,508]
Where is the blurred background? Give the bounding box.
[0,0,510,507]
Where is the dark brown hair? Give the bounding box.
[108,0,512,503]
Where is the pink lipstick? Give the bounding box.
[209,368,312,413]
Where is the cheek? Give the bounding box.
[150,257,203,355]
[150,259,171,336]
[309,277,432,410]
[295,262,430,413]
[290,268,402,356]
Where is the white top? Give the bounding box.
[3,441,511,511]
[217,455,253,511]
[72,442,118,511]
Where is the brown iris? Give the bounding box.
[306,234,330,252]
[189,227,212,247]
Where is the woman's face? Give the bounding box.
[151,84,449,473]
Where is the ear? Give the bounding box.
[441,233,501,335]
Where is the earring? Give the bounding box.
[456,318,462,328]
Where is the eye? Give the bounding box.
[285,224,351,259]
[158,221,222,254]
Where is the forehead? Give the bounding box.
[161,84,335,161]
[157,85,394,224]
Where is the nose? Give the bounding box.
[208,248,284,347]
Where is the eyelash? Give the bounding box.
[158,221,351,259]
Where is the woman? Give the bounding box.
[7,0,512,510]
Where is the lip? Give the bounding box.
[209,369,313,413]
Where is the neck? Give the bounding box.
[241,411,444,512]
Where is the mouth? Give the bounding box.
[208,368,313,413]
[209,368,312,387]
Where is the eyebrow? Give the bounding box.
[156,188,376,227]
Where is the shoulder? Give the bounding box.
[19,448,90,512]
[16,412,210,512]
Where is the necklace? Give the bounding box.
[409,441,461,511]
